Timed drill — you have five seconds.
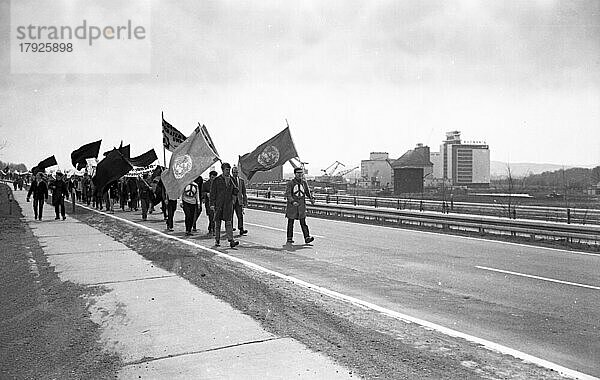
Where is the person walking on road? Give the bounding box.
[202,170,217,236]
[27,172,48,220]
[138,174,152,221]
[105,181,118,213]
[82,172,92,205]
[192,175,203,232]
[210,162,239,248]
[165,190,178,232]
[181,180,200,236]
[285,167,315,244]
[231,166,248,235]
[119,177,129,211]
[49,171,69,220]
[127,177,139,211]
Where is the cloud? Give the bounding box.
[144,0,600,87]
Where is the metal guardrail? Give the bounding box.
[248,196,600,247]
[250,189,600,226]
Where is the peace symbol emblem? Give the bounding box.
[292,184,305,197]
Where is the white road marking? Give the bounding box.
[246,222,325,238]
[247,208,600,258]
[77,204,596,380]
[174,208,325,238]
[476,266,600,291]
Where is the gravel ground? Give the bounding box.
[0,184,121,380]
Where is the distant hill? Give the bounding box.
[490,161,596,179]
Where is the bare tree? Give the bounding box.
[495,163,524,219]
[0,123,7,153]
[561,167,570,209]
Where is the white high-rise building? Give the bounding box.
[431,131,490,188]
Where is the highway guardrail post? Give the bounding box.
[567,208,571,224]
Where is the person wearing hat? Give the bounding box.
[49,171,69,220]
[209,162,239,248]
[285,167,315,244]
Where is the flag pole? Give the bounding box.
[285,118,304,172]
[162,112,167,167]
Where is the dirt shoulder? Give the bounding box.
[74,204,566,380]
[0,184,121,380]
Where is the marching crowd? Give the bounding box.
[14,163,316,248]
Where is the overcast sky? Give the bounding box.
[1,0,599,174]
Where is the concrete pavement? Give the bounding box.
[14,191,353,379]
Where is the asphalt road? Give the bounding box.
[107,204,600,377]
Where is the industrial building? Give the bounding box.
[390,144,433,195]
[360,131,489,194]
[359,152,393,190]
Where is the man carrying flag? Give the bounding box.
[161,125,219,232]
[238,126,298,181]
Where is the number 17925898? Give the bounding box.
[19,42,73,52]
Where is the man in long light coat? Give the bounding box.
[285,167,315,244]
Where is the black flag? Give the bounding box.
[32,155,58,174]
[93,149,133,191]
[71,140,102,170]
[103,142,130,158]
[128,149,158,167]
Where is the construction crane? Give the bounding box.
[336,166,359,177]
[321,161,345,176]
